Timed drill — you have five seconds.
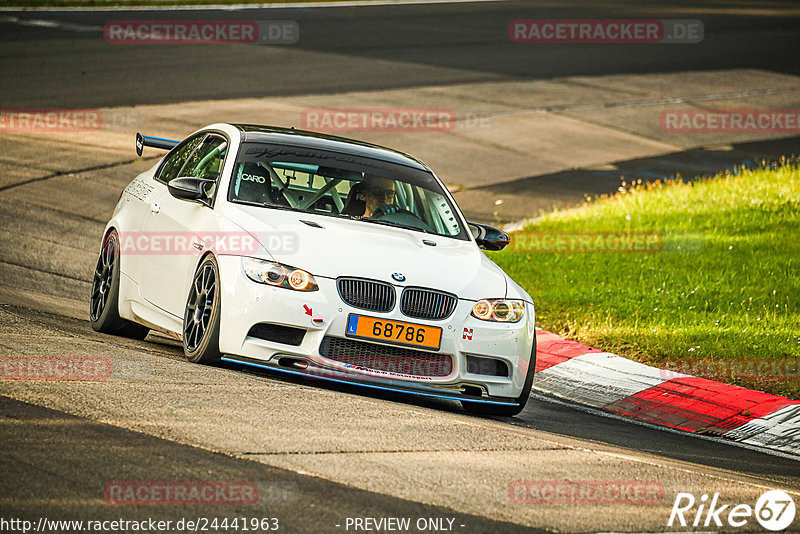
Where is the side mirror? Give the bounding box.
[167,177,214,205]
[469,222,510,251]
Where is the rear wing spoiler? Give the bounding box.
[136,132,178,156]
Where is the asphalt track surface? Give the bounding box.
[2,1,800,532]
[1,396,545,534]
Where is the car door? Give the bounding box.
[139,133,228,318]
[124,134,204,300]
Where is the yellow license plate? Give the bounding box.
[345,314,442,350]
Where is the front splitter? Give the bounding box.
[221,355,519,407]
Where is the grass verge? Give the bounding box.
[490,159,800,399]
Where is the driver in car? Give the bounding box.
[362,175,398,218]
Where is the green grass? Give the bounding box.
[490,159,800,398]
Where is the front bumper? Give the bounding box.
[216,255,535,403]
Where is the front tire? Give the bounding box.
[90,230,149,340]
[183,255,222,364]
[461,335,537,417]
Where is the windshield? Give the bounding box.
[227,142,468,240]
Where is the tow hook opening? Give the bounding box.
[461,384,483,398]
[278,357,308,370]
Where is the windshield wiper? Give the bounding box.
[359,218,436,235]
[232,200,436,233]
[233,199,360,221]
[231,199,301,212]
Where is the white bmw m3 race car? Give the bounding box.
[91,123,536,416]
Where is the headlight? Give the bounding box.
[242,257,318,292]
[471,299,525,322]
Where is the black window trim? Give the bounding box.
[153,129,231,209]
[153,132,204,186]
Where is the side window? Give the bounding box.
[155,135,203,185]
[181,135,228,182]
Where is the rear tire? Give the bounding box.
[461,335,536,417]
[90,230,150,340]
[183,255,222,364]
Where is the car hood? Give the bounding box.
[221,205,509,300]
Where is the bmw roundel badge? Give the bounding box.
[391,273,406,282]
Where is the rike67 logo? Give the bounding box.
[669,490,796,531]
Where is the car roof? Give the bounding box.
[232,124,430,172]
